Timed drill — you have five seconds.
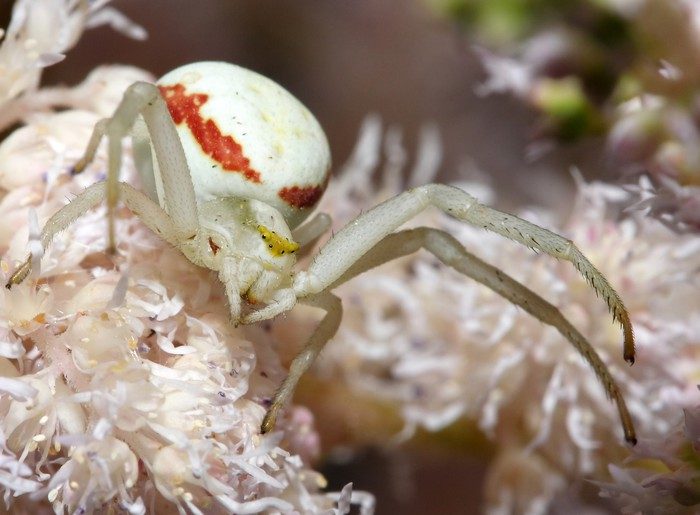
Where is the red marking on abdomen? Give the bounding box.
[278,185,324,209]
[159,84,261,183]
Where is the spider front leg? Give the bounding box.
[260,220,635,442]
[296,184,635,365]
[264,184,636,439]
[261,292,342,433]
[324,227,637,444]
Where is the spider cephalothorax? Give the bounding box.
[6,62,637,444]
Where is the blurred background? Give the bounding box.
[0,1,646,512]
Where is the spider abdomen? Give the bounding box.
[156,62,331,228]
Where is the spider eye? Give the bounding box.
[257,224,300,257]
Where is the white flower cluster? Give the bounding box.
[0,0,146,131]
[0,2,372,513]
[291,118,700,513]
[0,71,365,514]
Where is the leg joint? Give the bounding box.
[126,81,161,104]
[107,82,160,136]
[561,238,576,259]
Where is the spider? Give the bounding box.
[6,62,637,444]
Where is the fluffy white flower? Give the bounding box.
[0,0,145,132]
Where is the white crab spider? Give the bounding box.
[6,62,637,443]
